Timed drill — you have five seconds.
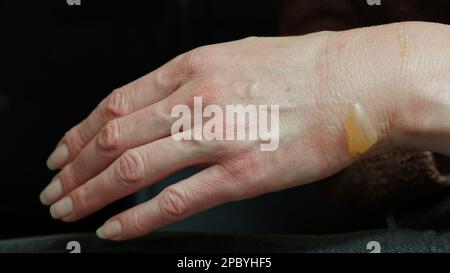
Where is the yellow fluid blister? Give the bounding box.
[344,102,378,154]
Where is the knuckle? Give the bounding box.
[97,119,122,151]
[158,186,190,218]
[115,149,146,185]
[152,101,172,125]
[131,209,148,234]
[177,137,204,149]
[153,67,172,89]
[179,47,213,74]
[58,163,81,193]
[214,164,244,201]
[174,137,209,157]
[216,153,259,197]
[102,88,128,120]
[73,186,90,213]
[243,36,259,41]
[65,126,88,155]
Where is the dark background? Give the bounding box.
[2,0,450,240]
[0,0,286,239]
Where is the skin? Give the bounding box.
[41,21,450,240]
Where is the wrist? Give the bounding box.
[327,22,450,156]
[324,24,407,155]
[384,22,450,155]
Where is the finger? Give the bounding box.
[46,52,195,171]
[40,80,202,205]
[48,134,214,222]
[96,164,237,240]
[40,96,174,206]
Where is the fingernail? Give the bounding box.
[40,178,63,206]
[47,143,69,170]
[96,220,122,240]
[50,196,73,219]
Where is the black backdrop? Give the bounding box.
[0,0,283,239]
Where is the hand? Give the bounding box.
[41,22,450,240]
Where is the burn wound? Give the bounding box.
[398,33,409,60]
[344,102,378,154]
